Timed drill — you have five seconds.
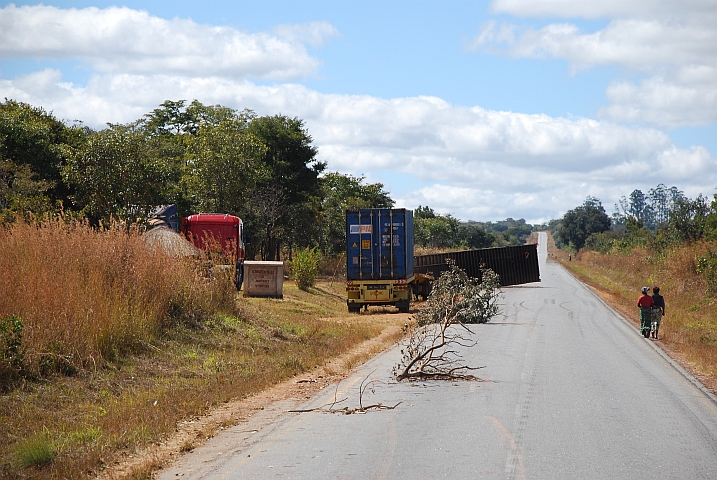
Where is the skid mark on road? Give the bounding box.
[487,415,525,480]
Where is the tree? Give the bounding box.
[317,172,394,255]
[0,159,53,221]
[415,205,436,219]
[62,124,174,224]
[183,118,267,214]
[457,223,495,249]
[246,115,325,260]
[555,196,611,251]
[142,99,240,137]
[0,99,85,211]
[660,194,710,243]
[415,214,461,249]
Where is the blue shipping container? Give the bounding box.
[346,209,414,281]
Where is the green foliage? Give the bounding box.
[414,205,436,219]
[696,251,717,296]
[317,172,394,254]
[582,190,717,254]
[291,247,322,291]
[0,159,53,221]
[416,262,501,326]
[470,218,532,247]
[0,99,85,213]
[414,209,529,250]
[556,196,611,251]
[142,99,237,136]
[183,117,268,214]
[62,124,174,224]
[415,214,461,249]
[0,314,25,392]
[614,184,686,231]
[457,223,495,249]
[659,194,710,244]
[245,115,325,260]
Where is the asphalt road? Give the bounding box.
[160,232,717,479]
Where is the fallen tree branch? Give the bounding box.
[393,263,501,381]
[287,373,400,414]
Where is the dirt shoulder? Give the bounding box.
[100,313,410,479]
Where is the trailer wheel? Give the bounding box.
[348,304,361,314]
[397,300,410,313]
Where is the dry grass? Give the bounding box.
[0,218,236,374]
[553,236,717,387]
[0,220,396,479]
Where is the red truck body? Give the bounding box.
[181,213,246,290]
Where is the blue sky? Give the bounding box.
[2,1,716,223]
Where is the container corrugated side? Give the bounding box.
[414,244,540,286]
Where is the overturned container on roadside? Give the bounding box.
[414,244,540,287]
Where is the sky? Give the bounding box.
[1,1,716,224]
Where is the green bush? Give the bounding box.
[291,247,321,291]
[0,314,25,392]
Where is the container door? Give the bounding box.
[346,210,377,280]
[376,209,408,279]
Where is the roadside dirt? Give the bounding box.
[99,313,410,479]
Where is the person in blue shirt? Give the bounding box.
[651,286,666,340]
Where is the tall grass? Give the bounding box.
[560,241,717,381]
[0,218,236,376]
[0,230,397,479]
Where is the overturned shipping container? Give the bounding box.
[414,244,540,287]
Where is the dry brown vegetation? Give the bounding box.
[552,236,717,391]
[0,219,398,479]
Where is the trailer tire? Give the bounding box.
[348,304,361,314]
[397,300,410,313]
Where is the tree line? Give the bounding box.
[413,205,534,250]
[0,99,539,259]
[552,184,717,253]
[0,99,395,260]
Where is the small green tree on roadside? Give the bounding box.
[291,247,322,291]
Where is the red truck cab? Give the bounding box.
[181,213,246,290]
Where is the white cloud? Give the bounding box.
[490,0,715,19]
[273,21,340,47]
[599,74,717,128]
[474,2,717,127]
[473,17,717,72]
[0,4,324,79]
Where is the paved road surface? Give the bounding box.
[160,232,717,479]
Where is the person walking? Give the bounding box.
[651,286,666,340]
[637,286,654,338]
